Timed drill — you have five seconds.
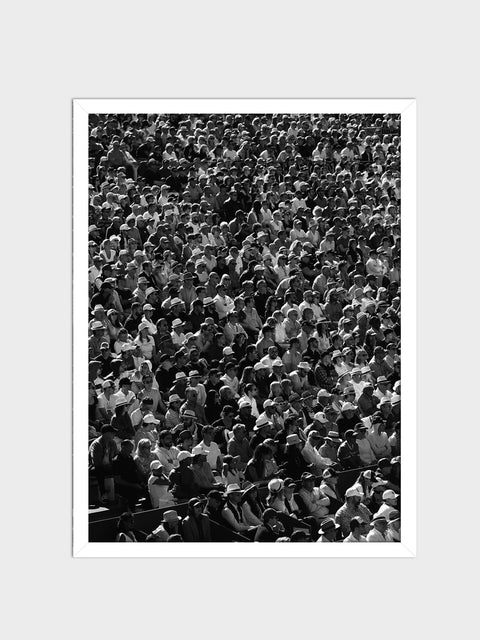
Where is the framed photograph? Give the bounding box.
[73,99,415,557]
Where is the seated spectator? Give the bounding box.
[297,472,330,522]
[204,489,226,526]
[318,431,342,463]
[153,430,180,475]
[366,513,389,542]
[337,429,361,470]
[150,510,181,542]
[221,454,245,488]
[115,512,138,543]
[281,434,311,479]
[244,443,275,483]
[89,424,118,504]
[385,510,401,542]
[316,518,341,543]
[302,430,333,473]
[133,438,156,487]
[148,460,175,509]
[196,424,223,473]
[226,423,252,470]
[191,447,220,492]
[343,517,368,543]
[319,467,344,513]
[221,484,254,534]
[240,482,265,527]
[335,487,372,538]
[112,439,144,509]
[354,424,377,466]
[254,508,285,542]
[367,416,392,459]
[376,489,400,520]
[168,451,197,501]
[181,498,212,542]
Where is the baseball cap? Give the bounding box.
[382,489,399,501]
[345,487,364,498]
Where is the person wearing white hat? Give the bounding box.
[150,510,181,542]
[133,322,156,360]
[298,472,331,523]
[289,360,315,395]
[335,487,372,537]
[148,460,175,509]
[367,415,392,459]
[302,431,334,473]
[213,282,235,320]
[164,394,182,431]
[350,367,366,400]
[140,303,157,335]
[133,411,159,446]
[366,513,388,542]
[376,489,400,521]
[169,450,197,501]
[170,318,186,347]
[221,484,253,534]
[385,509,401,542]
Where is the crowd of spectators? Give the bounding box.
[88,112,401,542]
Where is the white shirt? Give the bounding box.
[366,528,387,542]
[197,440,222,470]
[301,441,333,471]
[343,533,367,542]
[171,330,186,346]
[153,445,180,474]
[214,294,235,320]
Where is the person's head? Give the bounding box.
[262,508,280,528]
[158,429,173,449]
[225,483,243,504]
[162,510,180,533]
[177,450,193,467]
[372,514,388,534]
[345,486,363,507]
[136,438,152,457]
[300,472,315,491]
[322,467,339,485]
[382,489,399,507]
[318,517,340,541]
[207,489,224,510]
[232,423,246,442]
[349,516,365,537]
[117,511,134,532]
[201,425,214,444]
[120,439,134,457]
[388,510,401,534]
[100,424,116,442]
[188,497,205,518]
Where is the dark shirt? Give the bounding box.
[112,453,140,484]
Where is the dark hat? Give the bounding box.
[318,518,340,535]
[301,472,315,482]
[101,425,117,435]
[207,490,224,501]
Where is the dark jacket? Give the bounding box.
[181,514,212,542]
[254,524,279,542]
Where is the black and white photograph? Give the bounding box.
[75,99,415,556]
